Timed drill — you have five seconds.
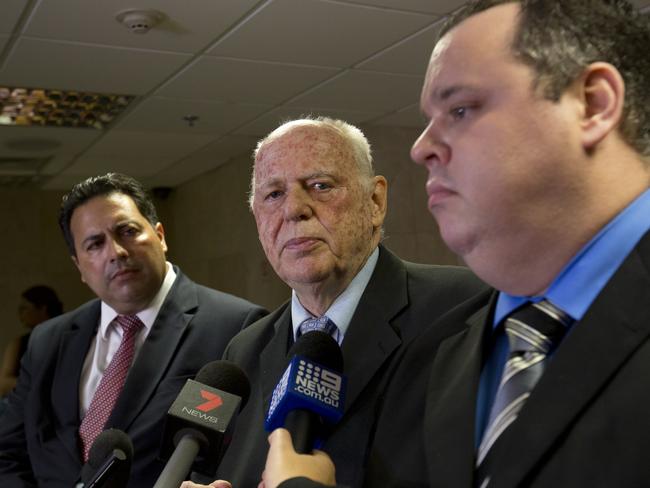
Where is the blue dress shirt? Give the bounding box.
[475,189,650,446]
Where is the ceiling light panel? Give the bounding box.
[0,86,135,129]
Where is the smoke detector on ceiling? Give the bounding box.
[116,9,165,34]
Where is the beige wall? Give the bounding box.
[0,124,460,368]
[0,189,95,363]
[158,152,291,311]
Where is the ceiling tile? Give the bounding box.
[287,70,422,112]
[157,56,339,104]
[235,106,384,137]
[368,103,423,128]
[0,125,100,157]
[81,130,214,165]
[338,0,465,15]
[40,153,80,175]
[23,0,260,54]
[0,0,26,34]
[115,96,271,135]
[207,0,435,67]
[356,21,442,75]
[0,38,190,94]
[61,154,179,178]
[147,134,259,187]
[0,35,10,53]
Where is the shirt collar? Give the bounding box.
[495,189,650,326]
[99,261,177,338]
[291,247,379,341]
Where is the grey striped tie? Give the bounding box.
[476,300,572,487]
[298,315,338,338]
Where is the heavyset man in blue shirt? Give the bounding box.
[260,1,650,487]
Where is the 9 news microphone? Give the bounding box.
[265,331,346,454]
[153,360,250,488]
[76,428,133,488]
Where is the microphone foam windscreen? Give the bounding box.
[194,360,251,410]
[288,331,343,372]
[159,361,252,475]
[87,428,134,469]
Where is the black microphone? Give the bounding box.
[77,428,133,488]
[265,331,346,454]
[153,360,250,488]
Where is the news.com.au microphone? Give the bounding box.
[76,428,133,488]
[153,360,250,488]
[265,330,346,454]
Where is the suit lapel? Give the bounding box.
[260,305,294,406]
[339,247,406,413]
[425,298,494,488]
[51,301,101,463]
[108,271,196,432]
[259,247,408,414]
[492,235,650,487]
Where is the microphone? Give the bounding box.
[153,360,250,488]
[265,331,346,454]
[77,428,133,488]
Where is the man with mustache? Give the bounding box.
[183,116,486,488]
[259,0,650,487]
[0,173,267,487]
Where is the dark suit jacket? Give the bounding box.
[216,246,487,488]
[424,230,650,487]
[0,267,267,488]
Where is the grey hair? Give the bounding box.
[248,116,374,209]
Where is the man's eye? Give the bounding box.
[312,182,331,191]
[266,190,283,200]
[122,227,138,236]
[450,106,468,120]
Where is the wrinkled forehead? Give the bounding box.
[254,125,354,176]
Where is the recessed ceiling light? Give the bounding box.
[0,86,135,130]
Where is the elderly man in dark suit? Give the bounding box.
[183,117,486,488]
[0,173,267,487]
[260,1,650,487]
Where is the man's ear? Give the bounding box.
[578,62,625,150]
[370,175,388,229]
[155,222,168,253]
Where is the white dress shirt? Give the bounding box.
[79,262,176,418]
[291,247,379,345]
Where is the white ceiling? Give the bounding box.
[0,0,648,189]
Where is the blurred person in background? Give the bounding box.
[0,285,63,396]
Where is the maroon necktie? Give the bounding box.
[78,315,143,461]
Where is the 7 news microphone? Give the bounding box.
[152,360,251,488]
[265,331,346,453]
[76,428,133,488]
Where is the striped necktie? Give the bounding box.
[476,300,572,487]
[78,314,143,461]
[298,315,338,338]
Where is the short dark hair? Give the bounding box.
[439,0,650,157]
[59,173,159,256]
[22,285,63,318]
